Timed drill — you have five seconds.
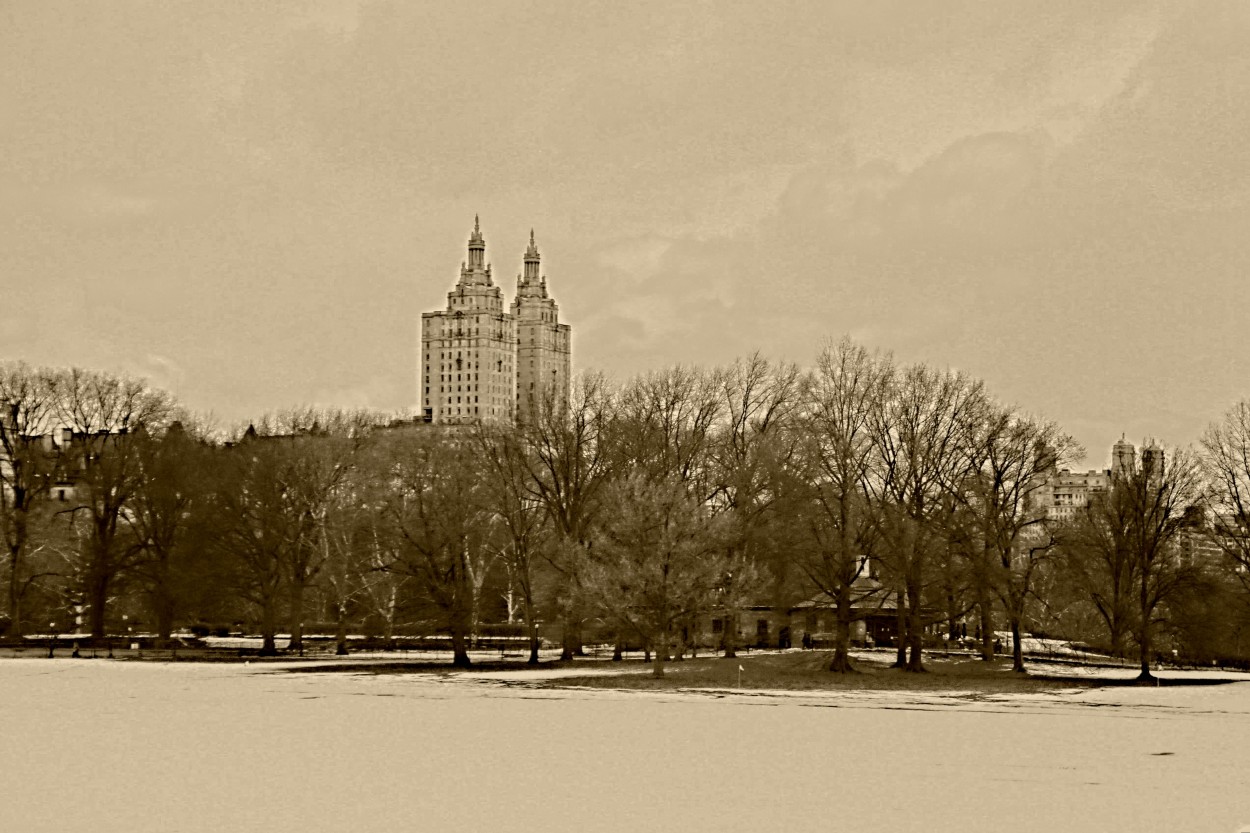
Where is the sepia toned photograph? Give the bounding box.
[2,2,1249,831]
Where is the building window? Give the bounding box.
[711,619,723,634]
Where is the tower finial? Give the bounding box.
[523,227,541,282]
[466,215,486,273]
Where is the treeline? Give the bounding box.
[3,342,1250,679]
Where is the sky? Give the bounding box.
[2,1,1248,466]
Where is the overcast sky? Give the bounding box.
[2,1,1247,465]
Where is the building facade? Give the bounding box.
[420,218,570,425]
[1033,437,1166,523]
[1037,466,1111,522]
[512,230,572,423]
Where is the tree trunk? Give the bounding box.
[612,634,623,662]
[906,628,925,671]
[977,591,995,662]
[723,610,738,659]
[384,586,397,647]
[945,583,959,643]
[6,546,23,638]
[447,615,470,670]
[558,605,580,661]
[1136,576,1154,683]
[904,589,926,672]
[1105,565,1131,659]
[652,627,667,677]
[288,580,305,654]
[1108,620,1126,659]
[259,598,278,656]
[829,585,855,673]
[450,593,472,668]
[1010,617,1025,673]
[1136,620,1154,683]
[524,595,540,665]
[6,521,25,637]
[87,561,110,640]
[335,603,349,656]
[893,593,907,668]
[154,592,175,645]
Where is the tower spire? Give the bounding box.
[465,215,486,275]
[522,228,541,283]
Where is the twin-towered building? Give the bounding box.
[420,218,571,425]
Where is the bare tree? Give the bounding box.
[604,364,730,659]
[475,422,549,664]
[321,434,397,655]
[870,362,985,672]
[1201,401,1250,596]
[613,365,724,486]
[211,432,295,654]
[0,362,60,637]
[1062,441,1204,681]
[519,372,615,660]
[260,409,377,653]
[54,368,174,640]
[583,473,729,677]
[1119,443,1204,682]
[383,426,492,667]
[1058,488,1140,660]
[793,338,894,672]
[708,353,802,659]
[952,399,1081,671]
[126,419,213,643]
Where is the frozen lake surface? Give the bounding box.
[2,658,1248,832]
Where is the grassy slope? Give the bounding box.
[538,650,1097,694]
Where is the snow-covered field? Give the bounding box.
[1,659,1248,833]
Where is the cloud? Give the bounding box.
[311,374,405,416]
[286,1,361,38]
[58,182,160,221]
[117,354,186,395]
[0,311,40,354]
[594,236,674,283]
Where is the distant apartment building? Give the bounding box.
[1034,466,1110,523]
[0,407,82,505]
[1034,438,1215,571]
[1032,436,1177,523]
[419,218,571,425]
